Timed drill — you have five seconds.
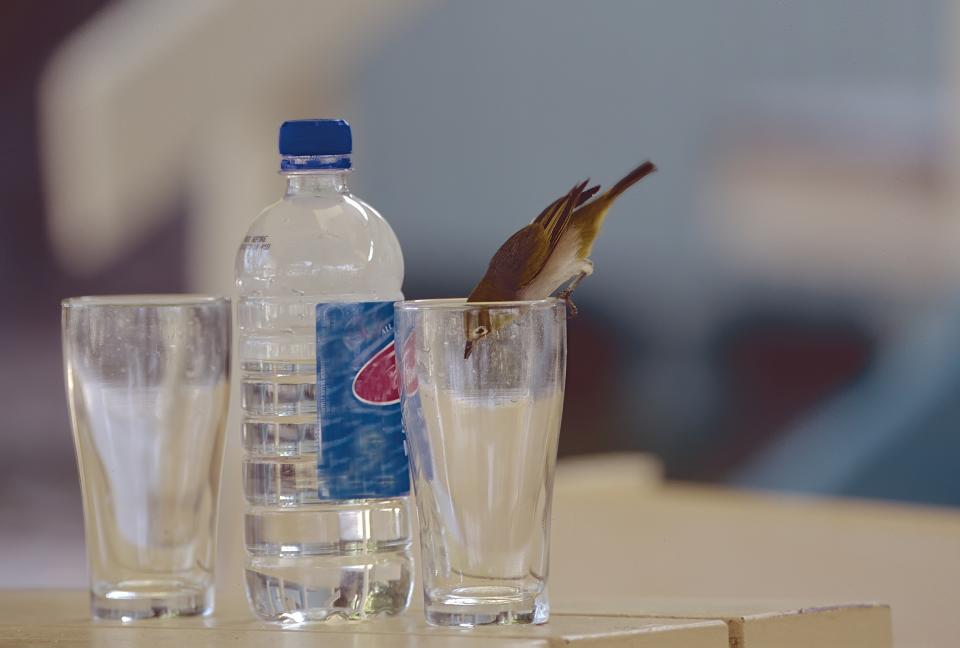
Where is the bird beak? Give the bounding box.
[463,339,474,360]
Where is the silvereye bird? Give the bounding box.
[463,161,656,358]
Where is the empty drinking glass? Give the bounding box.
[62,295,230,620]
[395,298,566,626]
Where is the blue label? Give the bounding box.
[316,301,409,500]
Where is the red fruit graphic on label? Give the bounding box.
[352,342,401,405]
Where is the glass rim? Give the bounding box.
[395,297,563,311]
[62,294,230,309]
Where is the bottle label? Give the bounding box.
[316,301,409,500]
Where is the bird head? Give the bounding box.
[463,309,492,359]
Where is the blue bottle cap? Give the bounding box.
[279,119,352,156]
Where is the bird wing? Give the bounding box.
[533,180,594,252]
[519,180,589,288]
[467,182,590,302]
[466,224,547,301]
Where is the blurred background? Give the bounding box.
[2,0,959,589]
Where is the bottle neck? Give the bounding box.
[284,170,350,197]
[280,152,352,196]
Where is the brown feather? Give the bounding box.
[531,182,599,229]
[538,180,588,254]
[467,181,587,302]
[577,184,601,206]
[466,225,543,302]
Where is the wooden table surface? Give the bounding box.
[5,454,957,646]
[548,455,960,647]
[0,589,895,648]
[0,590,734,647]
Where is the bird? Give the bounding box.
[463,160,656,358]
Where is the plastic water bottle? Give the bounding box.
[236,119,413,622]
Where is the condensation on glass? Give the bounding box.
[395,298,566,627]
[62,295,230,621]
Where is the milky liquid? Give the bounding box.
[412,387,562,609]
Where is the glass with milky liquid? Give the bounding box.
[395,298,565,626]
[62,295,230,621]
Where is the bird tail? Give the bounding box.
[605,160,657,201]
[572,160,656,258]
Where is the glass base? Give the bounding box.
[424,587,549,627]
[91,582,212,621]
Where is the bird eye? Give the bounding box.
[473,325,489,338]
